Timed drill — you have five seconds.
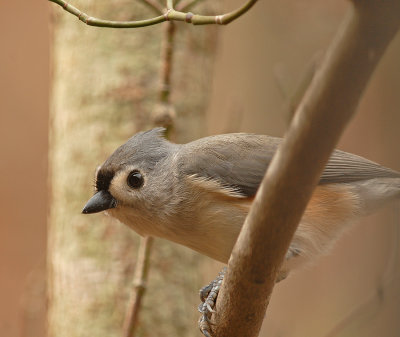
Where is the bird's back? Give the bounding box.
[177,132,400,198]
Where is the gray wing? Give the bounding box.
[179,133,400,197]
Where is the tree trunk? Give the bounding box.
[48,1,218,336]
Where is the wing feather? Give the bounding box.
[178,133,400,197]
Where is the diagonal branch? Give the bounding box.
[49,0,258,28]
[212,1,400,336]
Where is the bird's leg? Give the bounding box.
[285,246,301,260]
[276,245,302,281]
[197,247,301,336]
[198,267,226,337]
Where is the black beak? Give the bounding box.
[82,190,117,214]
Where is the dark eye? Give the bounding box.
[127,171,144,189]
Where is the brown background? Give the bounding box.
[0,1,49,336]
[1,0,400,336]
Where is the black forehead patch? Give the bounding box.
[96,169,114,191]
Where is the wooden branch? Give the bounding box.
[152,22,177,137]
[123,236,154,337]
[212,1,400,336]
[159,22,175,104]
[49,0,258,27]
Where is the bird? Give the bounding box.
[82,127,400,337]
[83,127,400,277]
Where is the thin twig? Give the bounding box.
[139,0,164,15]
[122,20,177,337]
[49,0,258,27]
[154,21,177,137]
[212,1,400,336]
[49,0,165,28]
[159,22,175,104]
[122,237,154,337]
[174,0,183,7]
[176,0,204,12]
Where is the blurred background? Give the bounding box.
[0,1,49,336]
[1,0,399,336]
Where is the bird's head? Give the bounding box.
[82,128,176,223]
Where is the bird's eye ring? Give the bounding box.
[127,171,144,189]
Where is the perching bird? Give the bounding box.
[83,128,400,277]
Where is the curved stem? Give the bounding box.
[49,0,258,27]
[49,0,165,28]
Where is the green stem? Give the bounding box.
[49,0,165,28]
[49,0,258,28]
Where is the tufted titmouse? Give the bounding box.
[83,128,400,276]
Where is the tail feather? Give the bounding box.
[352,177,400,215]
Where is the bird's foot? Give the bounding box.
[198,267,227,337]
[197,264,290,336]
